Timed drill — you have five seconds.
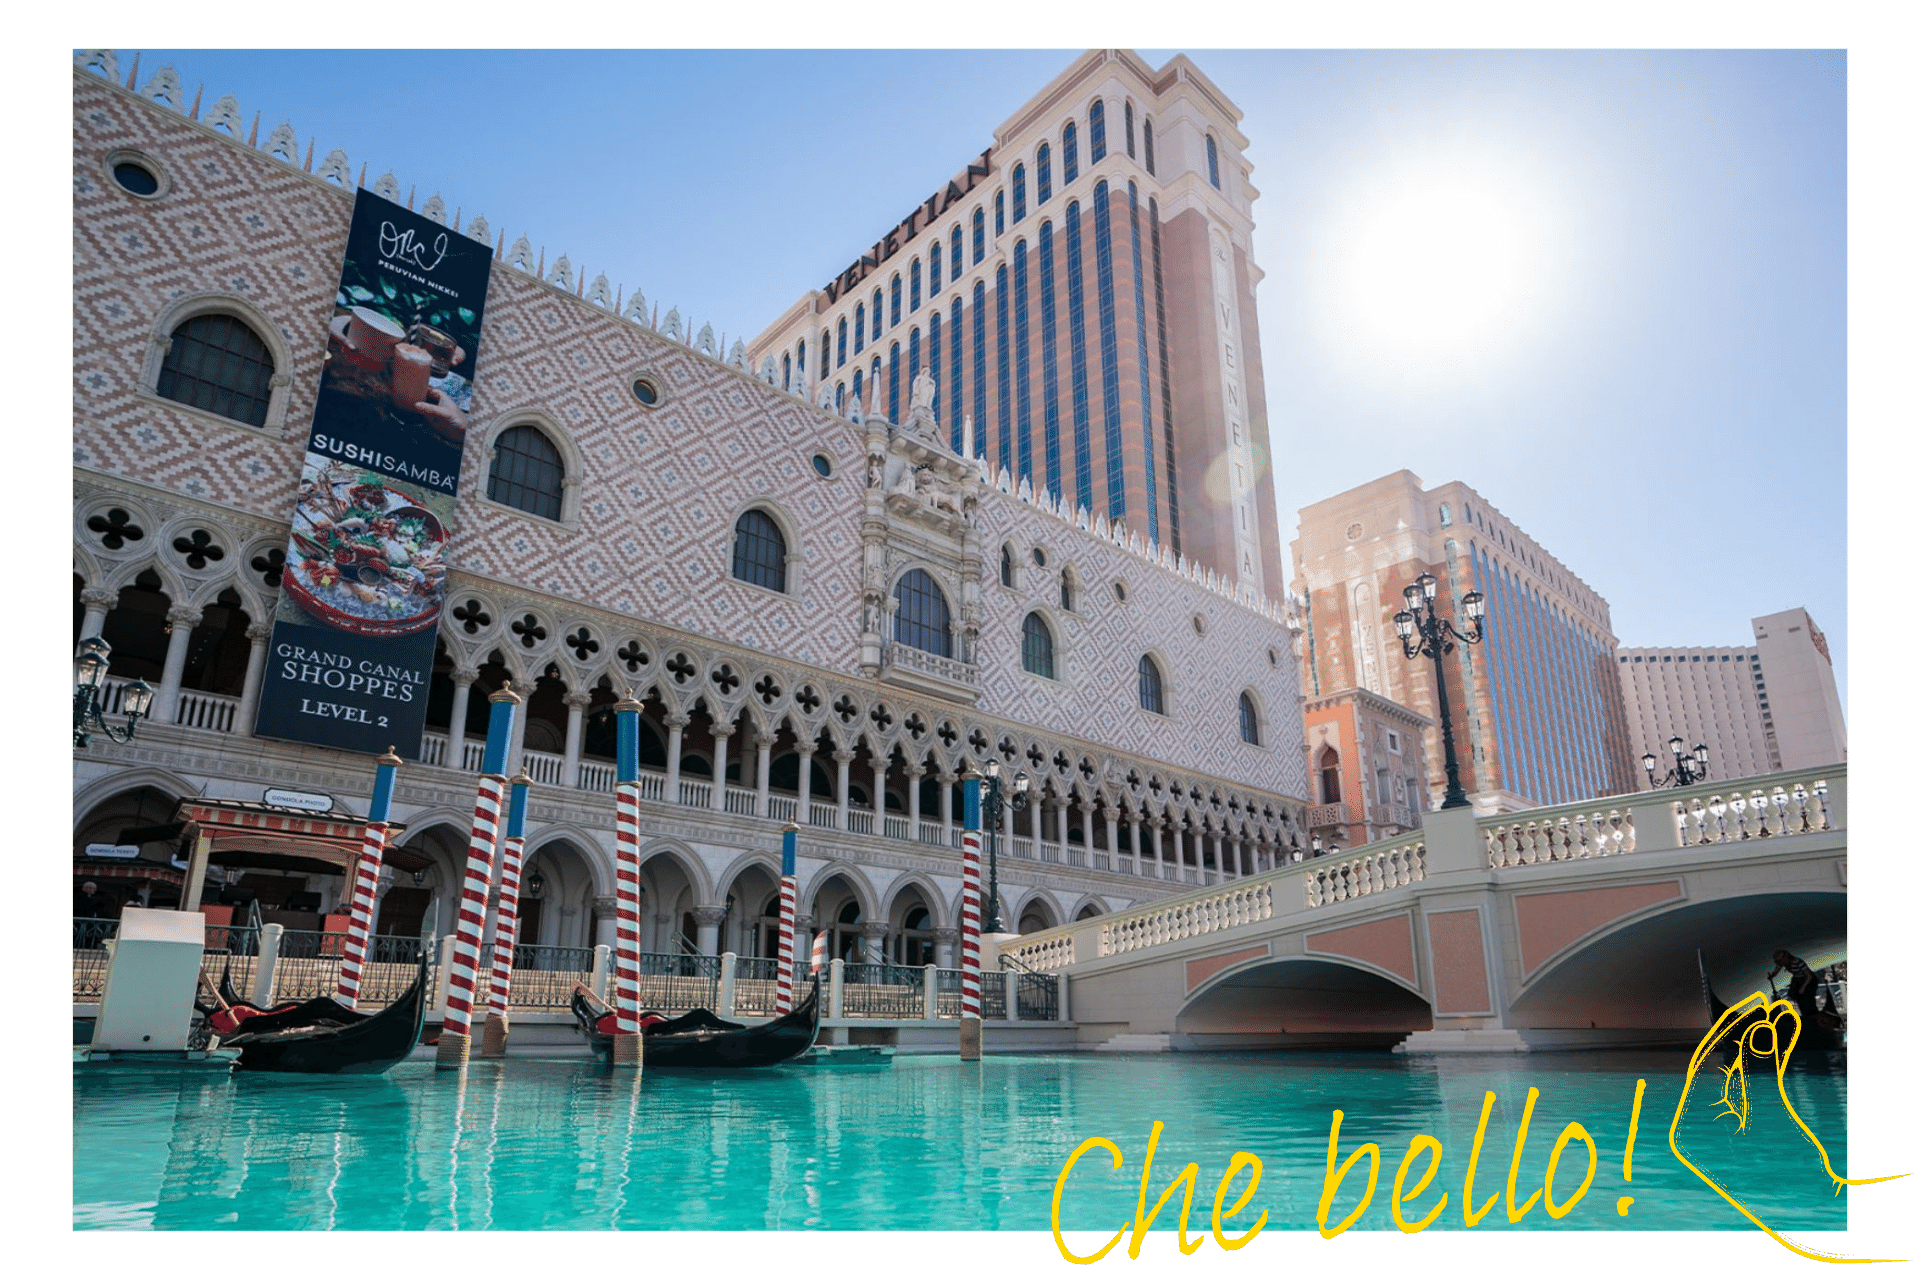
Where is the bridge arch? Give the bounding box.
[1176,953,1433,1050]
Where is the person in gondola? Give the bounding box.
[1769,949,1817,1004]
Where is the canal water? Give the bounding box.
[72,1050,1847,1233]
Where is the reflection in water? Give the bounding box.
[74,1051,1849,1232]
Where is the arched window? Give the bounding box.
[929,241,942,297]
[1318,748,1342,805]
[1206,134,1221,189]
[910,258,922,313]
[1137,654,1164,714]
[889,274,902,327]
[951,224,964,280]
[1089,100,1107,162]
[781,352,791,390]
[1000,544,1015,587]
[796,339,806,374]
[852,367,863,409]
[994,190,1005,236]
[888,342,901,422]
[873,287,885,337]
[487,424,564,521]
[893,569,951,657]
[1439,502,1452,526]
[157,313,275,427]
[1238,692,1260,745]
[1143,119,1155,175]
[1036,142,1053,205]
[972,208,986,264]
[854,302,866,354]
[1012,163,1027,222]
[1059,567,1075,612]
[1124,101,1135,157]
[1021,612,1055,679]
[836,317,848,368]
[731,508,787,592]
[1062,121,1080,184]
[835,383,845,413]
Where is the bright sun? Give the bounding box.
[1322,160,1552,377]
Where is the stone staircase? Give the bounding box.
[1094,1032,1172,1052]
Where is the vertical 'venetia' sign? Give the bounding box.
[254,189,491,757]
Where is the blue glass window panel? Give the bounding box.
[927,313,941,427]
[890,275,902,327]
[910,259,922,313]
[855,303,866,354]
[1143,119,1155,176]
[1124,101,1135,158]
[929,242,942,298]
[994,263,1012,474]
[852,367,863,408]
[1013,240,1033,485]
[893,570,952,658]
[1148,196,1180,556]
[888,342,901,422]
[1206,134,1220,189]
[873,288,884,337]
[781,352,791,391]
[1089,101,1107,162]
[948,298,964,451]
[1126,183,1159,546]
[1038,220,1062,503]
[995,190,1005,236]
[1063,122,1079,184]
[1013,164,1027,223]
[797,340,805,374]
[1064,200,1093,513]
[1092,181,1125,525]
[972,209,986,264]
[1036,143,1052,206]
[952,225,964,280]
[836,317,847,368]
[971,282,987,456]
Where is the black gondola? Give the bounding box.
[571,976,821,1068]
[207,956,430,1074]
[1697,949,1844,1054]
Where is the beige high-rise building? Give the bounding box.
[1291,470,1638,810]
[752,49,1285,599]
[1617,606,1846,786]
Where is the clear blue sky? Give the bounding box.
[112,48,1848,708]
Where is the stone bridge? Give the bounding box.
[1000,766,1846,1052]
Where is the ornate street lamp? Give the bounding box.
[980,758,1031,933]
[73,637,154,749]
[1393,573,1488,811]
[1643,736,1709,789]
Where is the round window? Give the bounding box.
[811,453,834,479]
[1113,581,1128,603]
[631,378,660,406]
[1032,547,1048,567]
[1192,614,1207,636]
[104,150,167,199]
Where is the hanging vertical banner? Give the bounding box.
[254,189,492,757]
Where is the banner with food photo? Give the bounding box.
[253,189,491,757]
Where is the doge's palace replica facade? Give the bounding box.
[71,51,1311,968]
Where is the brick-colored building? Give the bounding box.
[1301,687,1431,849]
[752,49,1283,600]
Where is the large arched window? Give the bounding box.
[995,190,1006,235]
[889,274,903,327]
[1137,654,1164,715]
[1238,692,1260,745]
[1012,163,1027,223]
[1059,567,1076,612]
[1062,121,1080,184]
[893,569,951,657]
[836,317,848,368]
[972,208,986,264]
[1318,748,1342,805]
[1124,101,1136,157]
[796,339,806,375]
[1089,101,1107,162]
[910,258,922,313]
[1000,544,1015,587]
[1143,119,1156,176]
[1206,134,1221,189]
[1021,612,1055,679]
[951,224,964,280]
[487,424,564,520]
[928,241,942,298]
[1036,142,1053,206]
[156,313,275,427]
[781,352,791,391]
[873,287,885,337]
[731,508,787,592]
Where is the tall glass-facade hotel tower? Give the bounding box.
[750,50,1286,600]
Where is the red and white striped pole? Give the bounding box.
[810,929,827,978]
[480,772,532,1058]
[336,746,401,1009]
[437,683,519,1070]
[609,690,646,1066]
[959,769,984,1060]
[774,824,799,1014]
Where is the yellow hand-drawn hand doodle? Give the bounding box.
[1669,991,1903,1262]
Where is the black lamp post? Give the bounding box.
[1393,573,1488,811]
[980,759,1030,934]
[1643,736,1709,789]
[73,637,154,748]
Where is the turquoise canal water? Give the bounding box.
[73,1051,1847,1232]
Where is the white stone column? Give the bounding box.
[710,723,733,812]
[834,749,853,829]
[562,690,590,787]
[859,921,889,964]
[755,731,773,816]
[934,927,958,970]
[664,713,689,804]
[1081,802,1098,866]
[1150,820,1165,878]
[154,604,201,724]
[1105,805,1121,868]
[233,621,273,737]
[796,746,816,823]
[445,667,477,768]
[906,765,924,833]
[937,771,956,845]
[693,905,726,956]
[871,760,887,830]
[1055,799,1070,860]
[78,586,116,645]
[593,897,617,949]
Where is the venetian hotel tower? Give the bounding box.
[752,50,1285,601]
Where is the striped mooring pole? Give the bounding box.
[959,769,984,1060]
[609,689,645,1067]
[774,824,799,1014]
[336,745,401,1010]
[437,682,519,1070]
[480,772,532,1058]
